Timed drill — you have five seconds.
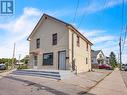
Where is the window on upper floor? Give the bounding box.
[99,54,102,58]
[86,58,88,64]
[77,35,80,47]
[52,33,57,45]
[86,43,89,51]
[36,38,40,48]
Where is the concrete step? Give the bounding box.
[11,70,60,80]
[17,70,59,75]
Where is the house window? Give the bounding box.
[36,38,40,48]
[34,56,38,66]
[86,58,88,64]
[86,43,88,51]
[43,53,53,65]
[77,36,80,47]
[52,33,57,45]
[99,54,102,58]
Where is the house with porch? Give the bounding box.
[91,50,109,67]
[27,14,93,73]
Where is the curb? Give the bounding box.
[0,69,16,78]
[120,71,127,88]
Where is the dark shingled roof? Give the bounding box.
[91,50,101,58]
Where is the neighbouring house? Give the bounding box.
[27,13,93,73]
[91,50,109,68]
[105,56,110,65]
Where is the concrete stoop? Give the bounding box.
[11,69,76,80]
[59,70,77,79]
[11,69,61,80]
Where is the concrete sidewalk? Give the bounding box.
[60,69,112,90]
[8,69,112,94]
[88,69,127,95]
[0,69,16,78]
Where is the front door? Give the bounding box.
[33,55,38,69]
[58,51,66,70]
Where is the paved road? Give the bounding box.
[0,69,112,95]
[121,71,127,88]
[0,75,87,95]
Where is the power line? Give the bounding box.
[77,1,90,29]
[122,25,127,53]
[121,0,127,53]
[119,0,125,67]
[120,0,125,37]
[77,0,107,29]
[73,0,79,23]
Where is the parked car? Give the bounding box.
[0,64,6,70]
[124,64,127,71]
[99,64,112,70]
[121,64,127,71]
[121,64,125,71]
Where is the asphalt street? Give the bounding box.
[0,75,72,95]
[0,69,114,95]
[0,74,87,95]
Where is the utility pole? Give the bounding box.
[12,43,16,69]
[117,53,119,64]
[18,54,21,63]
[18,54,21,69]
[119,37,122,70]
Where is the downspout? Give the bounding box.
[72,33,77,74]
[72,32,76,72]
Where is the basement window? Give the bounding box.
[43,53,53,65]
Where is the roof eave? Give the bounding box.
[67,25,93,45]
[27,13,69,41]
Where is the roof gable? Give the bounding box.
[92,50,105,57]
[27,13,93,45]
[27,14,68,40]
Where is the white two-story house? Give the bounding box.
[91,50,109,66]
[27,14,93,73]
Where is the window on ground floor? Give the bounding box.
[43,53,53,65]
[86,58,88,64]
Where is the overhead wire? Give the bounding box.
[77,0,107,29]
[122,26,127,53]
[121,0,126,54]
[73,0,79,23]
